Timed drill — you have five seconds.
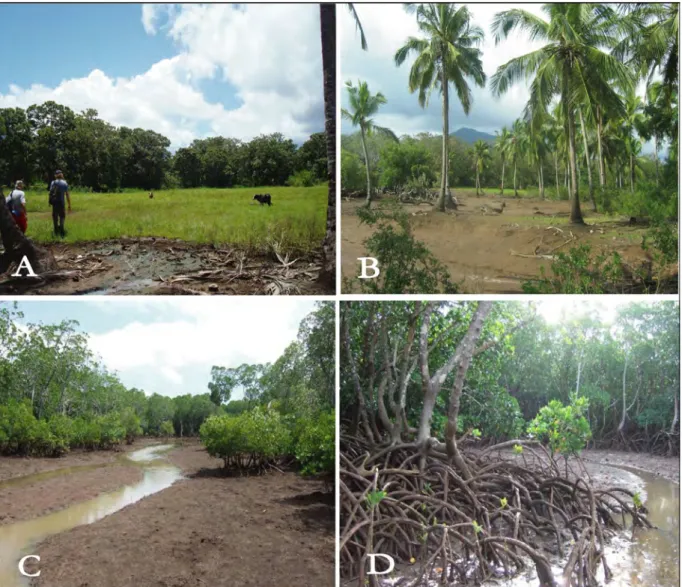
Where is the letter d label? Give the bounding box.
[367,553,395,575]
[358,257,380,279]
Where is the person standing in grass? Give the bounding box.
[6,180,27,233]
[48,170,71,237]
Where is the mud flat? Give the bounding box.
[6,440,333,587]
[0,238,329,295]
[341,193,677,293]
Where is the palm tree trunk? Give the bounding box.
[578,109,596,212]
[597,107,606,188]
[436,65,455,211]
[554,152,559,198]
[629,153,635,193]
[500,161,505,195]
[654,135,659,184]
[360,125,372,206]
[540,164,545,199]
[318,3,335,289]
[513,161,518,197]
[564,67,583,224]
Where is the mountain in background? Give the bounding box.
[451,127,496,144]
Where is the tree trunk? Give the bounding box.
[513,161,518,197]
[618,355,628,433]
[578,109,596,212]
[554,152,560,198]
[0,187,57,275]
[654,135,660,184]
[360,125,372,207]
[563,67,584,224]
[671,394,678,433]
[436,65,456,211]
[318,3,336,290]
[597,107,606,188]
[500,161,505,195]
[629,153,635,193]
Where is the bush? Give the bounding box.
[527,397,592,458]
[160,420,175,438]
[286,169,316,187]
[48,414,74,456]
[352,201,459,294]
[200,407,290,471]
[294,411,335,475]
[120,408,143,444]
[521,244,625,294]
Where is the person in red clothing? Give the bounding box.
[6,180,27,233]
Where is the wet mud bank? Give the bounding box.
[0,238,330,295]
[1,440,333,587]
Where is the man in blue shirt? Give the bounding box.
[49,170,71,237]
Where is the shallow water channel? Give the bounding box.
[374,464,679,587]
[0,444,182,587]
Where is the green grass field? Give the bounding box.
[20,186,327,253]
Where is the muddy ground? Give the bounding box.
[18,440,333,587]
[341,192,678,293]
[0,238,331,295]
[581,449,680,484]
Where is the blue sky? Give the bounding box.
[11,299,316,400]
[0,4,323,149]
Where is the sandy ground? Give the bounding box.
[25,440,334,587]
[581,449,680,484]
[0,238,331,295]
[341,192,677,293]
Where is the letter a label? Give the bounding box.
[11,256,38,277]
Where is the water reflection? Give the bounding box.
[0,445,182,587]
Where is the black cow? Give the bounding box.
[253,193,272,206]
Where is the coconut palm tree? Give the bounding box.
[494,127,512,195]
[318,4,336,289]
[395,3,486,212]
[491,4,633,224]
[472,140,490,195]
[341,80,398,207]
[621,88,646,192]
[347,4,367,50]
[509,119,526,197]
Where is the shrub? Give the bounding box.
[200,407,290,471]
[521,244,625,294]
[286,169,316,187]
[352,201,459,294]
[527,397,592,459]
[159,420,175,438]
[294,411,335,475]
[48,414,74,456]
[120,408,143,444]
[97,413,125,449]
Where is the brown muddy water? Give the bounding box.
[0,444,181,587]
[361,465,679,587]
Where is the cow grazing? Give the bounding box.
[253,194,272,206]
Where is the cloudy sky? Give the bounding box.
[0,4,324,149]
[13,299,316,399]
[341,3,547,138]
[340,4,652,147]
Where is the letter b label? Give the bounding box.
[358,257,380,279]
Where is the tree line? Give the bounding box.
[341,300,679,456]
[0,301,335,475]
[0,101,328,192]
[344,3,678,223]
[201,302,335,475]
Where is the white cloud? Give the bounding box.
[0,4,323,148]
[87,298,315,397]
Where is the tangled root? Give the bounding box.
[340,435,651,587]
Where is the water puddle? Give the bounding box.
[82,278,157,296]
[0,444,182,587]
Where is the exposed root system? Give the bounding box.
[340,436,651,587]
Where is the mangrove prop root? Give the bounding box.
[340,436,650,587]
